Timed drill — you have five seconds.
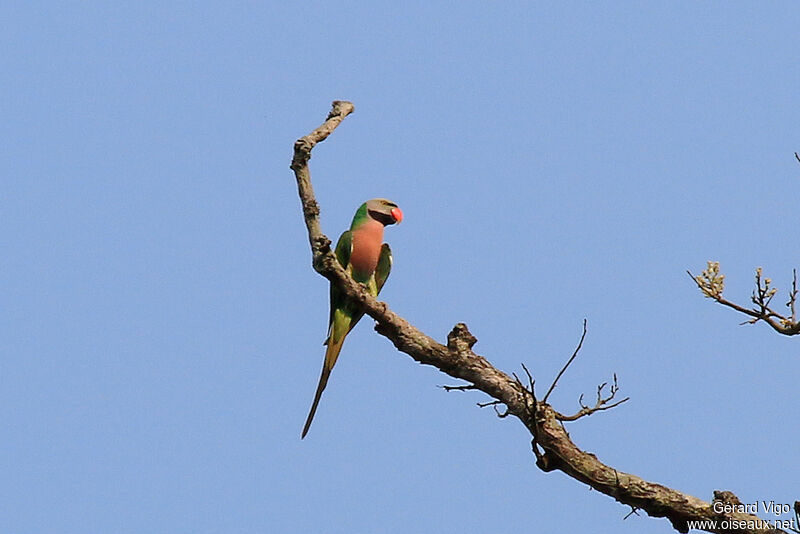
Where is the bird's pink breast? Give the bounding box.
[349,219,384,280]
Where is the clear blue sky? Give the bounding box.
[3,2,799,533]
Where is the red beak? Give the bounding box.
[391,207,403,223]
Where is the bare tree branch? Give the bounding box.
[689,262,800,336]
[292,101,789,534]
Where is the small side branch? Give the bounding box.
[440,384,478,392]
[543,319,587,403]
[476,399,511,417]
[689,262,800,336]
[555,373,630,422]
[623,506,641,520]
[440,382,510,414]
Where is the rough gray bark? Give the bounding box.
[291,100,789,534]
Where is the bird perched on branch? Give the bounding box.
[302,198,403,438]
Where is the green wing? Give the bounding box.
[333,230,352,269]
[325,231,353,342]
[375,243,392,295]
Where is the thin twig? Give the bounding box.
[543,320,587,403]
[624,507,641,520]
[555,373,630,422]
[789,269,797,323]
[521,363,534,394]
[440,384,478,392]
[556,397,630,422]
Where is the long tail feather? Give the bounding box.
[301,334,346,439]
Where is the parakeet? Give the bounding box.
[301,198,403,439]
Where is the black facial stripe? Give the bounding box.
[368,209,396,226]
